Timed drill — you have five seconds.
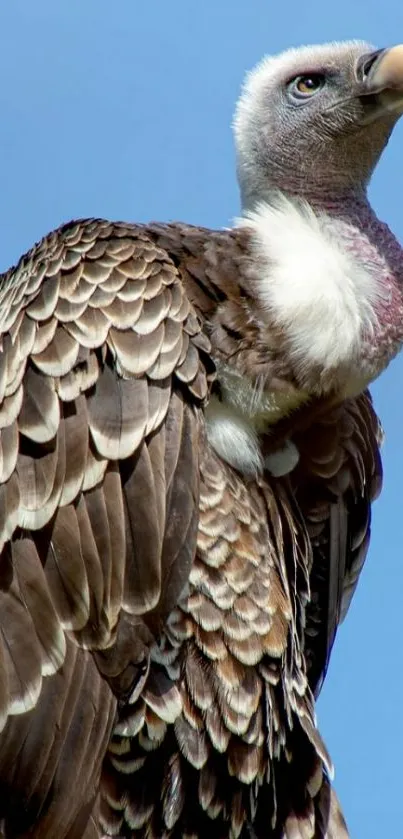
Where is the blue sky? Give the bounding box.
[1,2,402,836]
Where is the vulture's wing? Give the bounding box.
[287,391,382,696]
[0,218,214,836]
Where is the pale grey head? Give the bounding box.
[233,41,403,208]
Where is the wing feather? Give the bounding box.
[287,390,382,695]
[0,218,213,835]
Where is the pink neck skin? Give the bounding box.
[308,188,403,374]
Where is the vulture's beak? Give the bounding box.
[357,45,403,117]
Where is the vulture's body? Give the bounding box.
[0,39,402,839]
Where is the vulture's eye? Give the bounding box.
[287,74,325,100]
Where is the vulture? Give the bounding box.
[0,38,402,839]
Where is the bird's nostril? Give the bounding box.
[356,49,385,81]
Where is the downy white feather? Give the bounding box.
[205,395,263,476]
[236,196,380,376]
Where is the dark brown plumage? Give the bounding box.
[0,38,402,839]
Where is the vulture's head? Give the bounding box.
[234,41,403,207]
